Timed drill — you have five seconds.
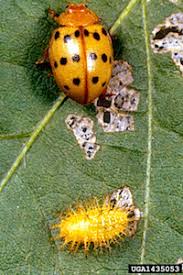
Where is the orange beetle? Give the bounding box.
[48,3,113,104]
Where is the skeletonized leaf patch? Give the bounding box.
[65,114,100,160]
[151,13,183,75]
[94,61,140,132]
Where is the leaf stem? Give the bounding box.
[0,94,67,193]
[140,0,153,266]
[110,0,140,35]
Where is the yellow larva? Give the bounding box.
[52,187,141,253]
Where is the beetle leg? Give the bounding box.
[36,47,49,65]
[100,88,107,97]
[48,8,60,24]
[48,71,53,78]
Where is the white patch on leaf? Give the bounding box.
[65,114,100,160]
[176,257,183,264]
[105,186,142,237]
[96,110,134,133]
[169,0,180,4]
[94,60,140,133]
[151,13,183,75]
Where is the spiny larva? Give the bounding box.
[51,187,141,253]
[38,3,113,104]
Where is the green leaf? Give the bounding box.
[0,0,183,274]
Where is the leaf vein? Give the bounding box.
[0,132,32,140]
[0,94,66,193]
[140,0,153,266]
[110,0,141,35]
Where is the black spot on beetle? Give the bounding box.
[64,35,71,43]
[75,30,80,37]
[109,57,112,64]
[101,53,107,62]
[54,61,58,68]
[102,27,107,36]
[54,31,60,40]
[93,32,100,40]
[64,85,70,90]
[89,53,97,60]
[72,54,80,62]
[60,57,67,65]
[73,78,80,85]
[84,29,89,36]
[102,81,106,87]
[92,76,99,84]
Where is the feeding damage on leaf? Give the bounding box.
[65,114,100,160]
[151,13,183,75]
[168,0,181,4]
[94,61,140,132]
[176,257,183,264]
[65,61,140,159]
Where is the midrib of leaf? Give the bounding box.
[0,94,66,192]
[110,0,154,265]
[140,0,153,266]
